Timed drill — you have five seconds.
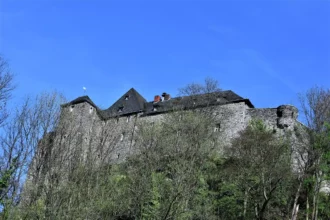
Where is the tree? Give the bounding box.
[19,96,141,219]
[178,77,222,111]
[178,77,221,97]
[127,110,219,219]
[291,86,330,220]
[226,120,293,220]
[0,91,65,219]
[0,56,14,126]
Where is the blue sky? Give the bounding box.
[0,0,329,109]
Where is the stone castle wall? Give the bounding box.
[56,100,301,164]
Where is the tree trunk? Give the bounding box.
[312,167,321,220]
[306,195,309,220]
[292,181,302,220]
[243,188,249,219]
[292,204,300,220]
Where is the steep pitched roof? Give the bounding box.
[105,88,147,117]
[61,96,98,109]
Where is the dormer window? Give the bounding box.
[70,105,74,112]
[152,107,157,112]
[118,107,124,113]
[124,95,129,100]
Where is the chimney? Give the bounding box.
[162,92,171,101]
[154,95,161,103]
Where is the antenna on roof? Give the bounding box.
[83,87,87,94]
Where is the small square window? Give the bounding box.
[118,107,124,112]
[214,123,221,132]
[125,95,129,100]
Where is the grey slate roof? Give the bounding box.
[62,89,254,120]
[105,88,147,117]
[143,90,254,115]
[61,96,98,109]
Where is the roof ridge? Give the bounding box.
[62,95,98,108]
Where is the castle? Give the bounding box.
[22,86,330,216]
[23,87,317,208]
[55,88,301,163]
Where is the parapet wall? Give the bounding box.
[246,105,298,132]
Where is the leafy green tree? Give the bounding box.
[226,120,293,220]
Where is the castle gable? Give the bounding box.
[106,88,147,117]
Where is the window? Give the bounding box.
[177,129,182,137]
[152,107,157,112]
[127,116,131,122]
[125,95,129,100]
[70,105,74,112]
[118,107,124,113]
[116,117,120,123]
[214,123,221,132]
[89,107,93,114]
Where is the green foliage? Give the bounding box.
[215,183,244,219]
[141,172,162,219]
[17,115,300,219]
[0,156,19,219]
[318,193,330,220]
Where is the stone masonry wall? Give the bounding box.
[57,101,301,164]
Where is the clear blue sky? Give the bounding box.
[1,0,329,109]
